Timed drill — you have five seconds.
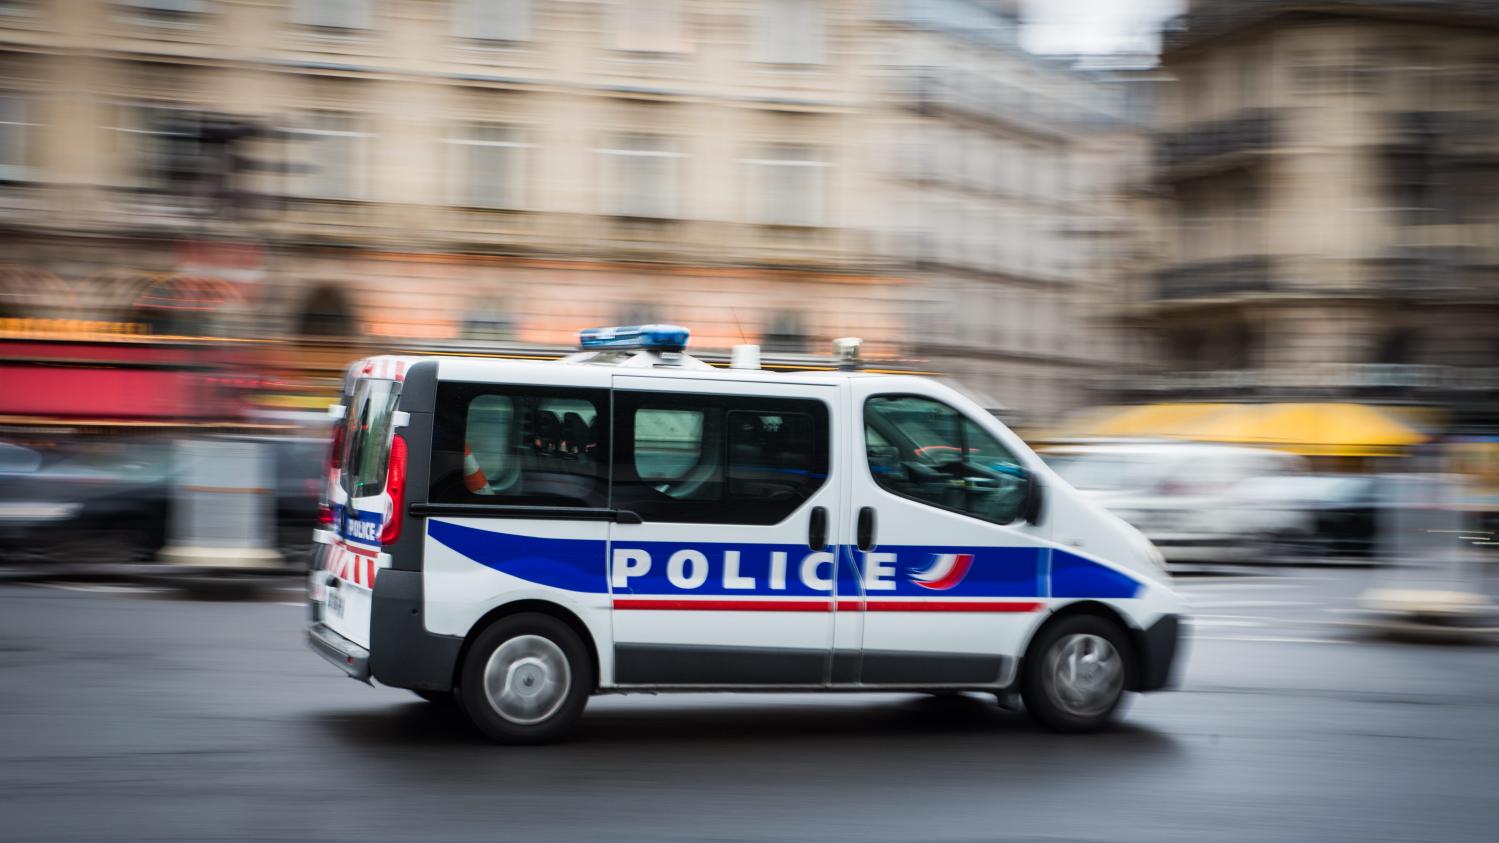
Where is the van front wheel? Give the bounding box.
[1021,615,1131,733]
[459,614,592,744]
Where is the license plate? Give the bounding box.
[325,588,347,619]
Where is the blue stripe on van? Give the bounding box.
[1050,550,1143,600]
[427,521,1142,601]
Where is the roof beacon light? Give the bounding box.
[834,336,864,371]
[579,324,690,352]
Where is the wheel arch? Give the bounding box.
[1025,600,1146,692]
[453,599,602,692]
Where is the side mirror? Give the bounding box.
[1021,470,1045,526]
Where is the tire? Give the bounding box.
[1021,614,1133,733]
[458,613,592,744]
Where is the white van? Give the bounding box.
[307,327,1185,743]
[1046,442,1308,563]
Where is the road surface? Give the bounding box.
[0,570,1495,842]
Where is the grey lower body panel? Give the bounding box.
[368,569,464,692]
[307,622,371,683]
[615,644,826,685]
[1134,613,1183,692]
[614,643,1010,688]
[856,650,1008,685]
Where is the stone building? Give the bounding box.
[0,0,1145,423]
[1135,0,1499,427]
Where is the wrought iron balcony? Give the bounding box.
[1157,109,1273,173]
[1153,256,1272,301]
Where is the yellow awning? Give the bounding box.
[1043,402,1430,457]
[1048,403,1234,439]
[1186,403,1428,457]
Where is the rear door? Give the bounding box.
[847,380,1052,687]
[607,375,844,686]
[321,376,401,649]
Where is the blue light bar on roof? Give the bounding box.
[579,324,691,352]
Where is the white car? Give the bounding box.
[1046,442,1308,564]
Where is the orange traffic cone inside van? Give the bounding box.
[463,445,492,494]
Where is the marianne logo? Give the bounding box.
[910,553,974,591]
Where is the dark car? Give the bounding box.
[0,439,175,565]
[1229,474,1385,560]
[0,435,329,568]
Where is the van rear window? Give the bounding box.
[340,378,400,499]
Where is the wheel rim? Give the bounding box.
[1041,633,1123,719]
[481,634,571,726]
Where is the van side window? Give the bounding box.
[430,383,609,507]
[613,391,829,525]
[863,395,1027,525]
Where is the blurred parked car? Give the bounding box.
[1223,474,1384,560]
[0,435,328,567]
[0,438,175,564]
[1045,442,1308,563]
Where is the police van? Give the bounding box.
[308,326,1184,743]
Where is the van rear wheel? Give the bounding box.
[459,613,592,744]
[1021,615,1131,733]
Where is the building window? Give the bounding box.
[112,104,205,191]
[452,0,529,42]
[747,143,826,226]
[121,0,209,16]
[615,0,686,53]
[762,311,807,353]
[448,123,527,209]
[292,0,371,30]
[462,305,515,341]
[599,134,681,218]
[296,285,357,338]
[753,0,823,65]
[616,303,656,326]
[286,113,367,200]
[0,95,32,183]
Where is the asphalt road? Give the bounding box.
[1,570,1496,843]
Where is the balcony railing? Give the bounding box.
[1154,256,1271,301]
[1157,109,1273,172]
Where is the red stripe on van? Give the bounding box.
[613,599,832,612]
[864,600,1045,613]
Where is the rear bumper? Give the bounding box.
[307,622,372,683]
[1134,613,1183,692]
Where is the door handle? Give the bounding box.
[856,506,876,552]
[808,506,828,551]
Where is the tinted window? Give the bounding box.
[613,391,829,525]
[864,395,1027,525]
[430,382,609,507]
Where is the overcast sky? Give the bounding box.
[1020,0,1187,56]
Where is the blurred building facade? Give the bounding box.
[0,0,1147,425]
[1135,0,1499,428]
[874,1,1156,423]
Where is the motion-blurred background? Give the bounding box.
[0,0,1496,572]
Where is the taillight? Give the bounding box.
[379,433,407,546]
[317,504,334,526]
